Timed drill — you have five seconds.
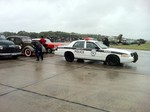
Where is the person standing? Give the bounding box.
[32,41,43,61]
[40,36,47,53]
[103,37,110,47]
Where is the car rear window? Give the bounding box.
[22,37,32,42]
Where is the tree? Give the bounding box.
[17,31,29,36]
[3,32,16,37]
[28,32,38,38]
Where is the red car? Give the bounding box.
[32,38,62,53]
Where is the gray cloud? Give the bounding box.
[0,0,149,39]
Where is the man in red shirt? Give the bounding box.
[40,36,47,53]
[40,36,46,45]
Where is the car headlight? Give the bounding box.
[0,45,3,50]
[18,45,22,49]
[121,54,129,57]
[16,45,21,49]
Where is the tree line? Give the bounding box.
[1,31,108,42]
[1,31,146,43]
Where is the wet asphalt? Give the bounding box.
[0,50,150,112]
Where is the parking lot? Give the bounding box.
[0,50,150,112]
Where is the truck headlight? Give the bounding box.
[121,54,129,57]
[0,46,3,50]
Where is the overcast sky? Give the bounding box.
[0,0,149,40]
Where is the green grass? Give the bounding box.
[111,42,150,51]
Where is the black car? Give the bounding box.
[7,36,46,57]
[0,37,22,58]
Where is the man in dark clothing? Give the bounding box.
[32,41,43,61]
[103,37,110,47]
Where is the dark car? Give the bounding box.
[122,39,137,45]
[0,37,22,58]
[7,36,46,57]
